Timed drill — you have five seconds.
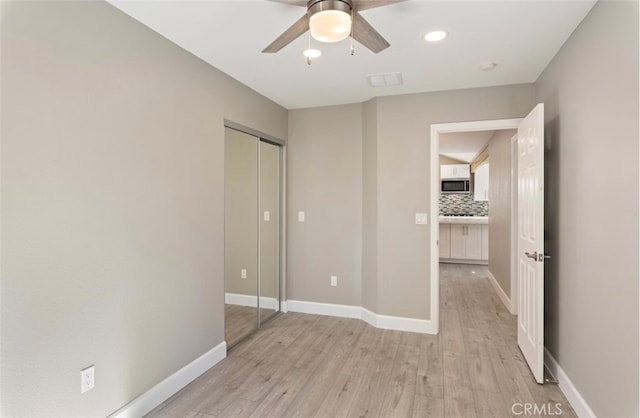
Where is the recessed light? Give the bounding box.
[303,48,322,58]
[424,30,447,42]
[480,62,498,71]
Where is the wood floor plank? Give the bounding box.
[415,334,444,399]
[467,354,501,394]
[315,325,384,416]
[147,264,577,418]
[346,329,402,418]
[377,332,420,417]
[412,395,445,418]
[472,389,512,418]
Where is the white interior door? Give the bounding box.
[517,103,545,384]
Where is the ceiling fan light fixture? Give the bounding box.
[309,10,352,43]
[424,30,448,42]
[308,0,353,43]
[303,48,322,58]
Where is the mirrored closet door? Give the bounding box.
[224,126,282,348]
[259,141,280,325]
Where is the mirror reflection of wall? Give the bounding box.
[259,141,280,325]
[224,127,282,348]
[224,127,259,347]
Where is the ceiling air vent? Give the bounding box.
[367,72,403,87]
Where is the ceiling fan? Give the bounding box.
[262,0,406,54]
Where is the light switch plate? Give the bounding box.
[415,213,428,225]
[298,211,305,222]
[264,211,270,222]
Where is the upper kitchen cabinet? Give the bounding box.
[474,162,489,201]
[440,164,470,179]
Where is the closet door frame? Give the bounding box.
[224,120,286,326]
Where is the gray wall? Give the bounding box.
[487,129,516,296]
[362,98,379,312]
[374,85,535,319]
[535,0,639,416]
[225,128,258,297]
[0,1,287,417]
[288,87,534,321]
[287,104,363,306]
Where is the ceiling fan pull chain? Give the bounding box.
[350,8,355,56]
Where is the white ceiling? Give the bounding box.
[108,0,596,109]
[440,130,495,162]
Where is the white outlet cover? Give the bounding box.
[241,269,247,279]
[298,211,305,222]
[415,213,428,225]
[264,211,270,222]
[81,365,95,394]
[330,275,337,286]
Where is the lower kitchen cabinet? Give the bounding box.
[451,224,482,259]
[440,223,487,263]
[439,224,451,258]
[481,224,489,260]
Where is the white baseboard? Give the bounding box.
[367,309,435,334]
[487,270,515,314]
[544,348,596,418]
[286,300,435,335]
[286,300,362,319]
[110,341,227,418]
[280,300,288,313]
[225,292,279,310]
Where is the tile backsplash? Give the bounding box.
[440,193,488,216]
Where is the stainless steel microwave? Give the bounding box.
[441,179,470,194]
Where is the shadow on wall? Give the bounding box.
[543,109,561,356]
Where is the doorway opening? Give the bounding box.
[430,119,522,332]
[431,104,546,384]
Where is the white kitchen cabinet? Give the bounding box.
[466,225,483,259]
[439,224,451,258]
[448,224,483,260]
[481,225,489,260]
[474,163,489,201]
[440,164,470,179]
[450,224,466,259]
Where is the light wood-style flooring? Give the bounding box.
[225,304,279,348]
[149,264,576,417]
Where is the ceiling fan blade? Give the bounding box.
[355,0,407,12]
[262,14,309,53]
[351,12,390,53]
[267,0,308,6]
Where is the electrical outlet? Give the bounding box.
[81,365,95,394]
[298,211,305,222]
[264,211,270,222]
[331,275,337,287]
[241,269,247,279]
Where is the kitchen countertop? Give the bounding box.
[439,216,488,225]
